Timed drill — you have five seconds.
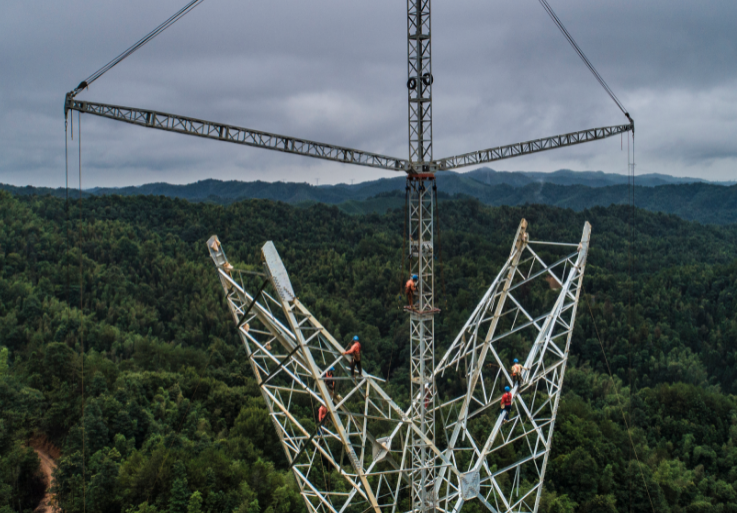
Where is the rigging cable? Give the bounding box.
[626,128,633,513]
[432,181,448,308]
[148,341,219,502]
[77,111,87,513]
[399,184,409,298]
[583,290,655,513]
[629,130,637,513]
[70,0,204,96]
[307,385,331,492]
[536,0,631,121]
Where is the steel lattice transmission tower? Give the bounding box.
[65,2,633,512]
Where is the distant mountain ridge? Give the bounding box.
[2,168,736,224]
[83,168,734,200]
[465,168,736,188]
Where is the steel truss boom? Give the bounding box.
[434,123,633,170]
[64,99,631,175]
[65,98,410,172]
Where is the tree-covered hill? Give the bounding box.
[4,175,737,225]
[1,191,737,513]
[330,182,737,225]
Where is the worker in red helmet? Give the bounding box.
[405,274,418,308]
[342,335,362,378]
[500,386,513,423]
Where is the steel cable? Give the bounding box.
[77,111,87,513]
[432,182,448,308]
[584,290,656,513]
[537,0,630,119]
[73,0,204,94]
[399,185,409,297]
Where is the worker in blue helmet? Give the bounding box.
[405,274,419,308]
[501,385,513,423]
[511,358,527,387]
[325,366,336,399]
[343,335,362,378]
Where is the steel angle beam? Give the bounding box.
[66,99,410,172]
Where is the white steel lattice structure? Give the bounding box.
[432,220,592,512]
[206,218,591,513]
[207,238,432,513]
[67,1,625,511]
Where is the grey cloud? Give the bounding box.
[1,0,736,187]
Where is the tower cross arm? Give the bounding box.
[65,98,411,172]
[432,122,633,170]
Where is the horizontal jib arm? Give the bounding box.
[66,99,410,172]
[433,123,633,170]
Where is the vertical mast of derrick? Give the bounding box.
[407,0,436,511]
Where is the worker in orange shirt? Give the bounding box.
[318,404,329,433]
[325,366,336,400]
[343,335,362,378]
[511,358,527,387]
[500,386,513,423]
[405,275,418,308]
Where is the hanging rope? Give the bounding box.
[64,115,71,334]
[148,341,220,502]
[307,385,331,492]
[432,182,448,308]
[65,119,69,202]
[583,291,656,513]
[399,184,409,297]
[77,111,87,513]
[70,0,204,96]
[537,0,631,122]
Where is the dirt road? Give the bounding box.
[29,436,60,513]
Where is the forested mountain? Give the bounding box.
[336,182,737,225]
[4,173,736,225]
[1,191,737,513]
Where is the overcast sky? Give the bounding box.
[1,0,735,187]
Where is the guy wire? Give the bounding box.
[148,341,219,502]
[400,184,408,297]
[77,110,87,513]
[584,290,655,513]
[433,181,448,308]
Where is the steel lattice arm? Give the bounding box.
[433,123,633,170]
[65,98,410,172]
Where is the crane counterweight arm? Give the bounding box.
[433,122,633,171]
[65,98,410,173]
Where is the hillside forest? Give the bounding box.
[1,190,737,513]
[4,176,737,225]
